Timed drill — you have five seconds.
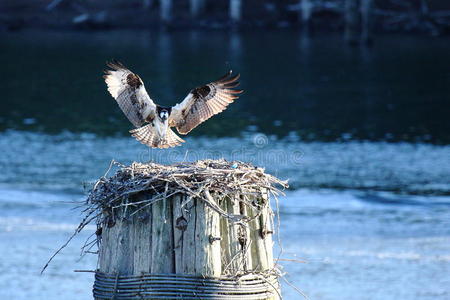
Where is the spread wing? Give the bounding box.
[130,124,185,149]
[169,71,243,135]
[104,61,156,128]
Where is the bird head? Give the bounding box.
[160,110,169,121]
[157,107,171,122]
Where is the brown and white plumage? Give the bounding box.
[129,124,184,149]
[170,71,242,134]
[104,61,242,148]
[104,61,156,128]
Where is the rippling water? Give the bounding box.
[0,132,449,299]
[1,131,449,194]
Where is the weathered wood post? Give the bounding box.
[90,160,286,299]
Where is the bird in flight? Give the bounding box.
[104,61,242,148]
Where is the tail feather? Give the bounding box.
[130,124,185,149]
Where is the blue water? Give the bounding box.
[0,132,449,299]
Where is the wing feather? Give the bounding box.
[170,71,243,135]
[104,61,156,128]
[130,124,185,149]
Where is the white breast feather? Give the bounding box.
[154,119,167,140]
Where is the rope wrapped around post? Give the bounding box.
[93,272,279,299]
[83,159,288,300]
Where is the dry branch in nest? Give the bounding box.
[86,159,288,226]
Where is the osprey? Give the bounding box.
[104,61,242,148]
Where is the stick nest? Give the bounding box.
[87,159,288,222]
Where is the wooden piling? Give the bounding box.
[90,160,286,299]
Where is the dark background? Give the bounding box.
[1,0,450,144]
[2,0,450,34]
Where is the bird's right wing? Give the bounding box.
[104,61,156,128]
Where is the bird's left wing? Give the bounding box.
[104,61,156,128]
[170,71,243,135]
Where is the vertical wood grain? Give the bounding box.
[97,191,277,299]
[151,197,174,273]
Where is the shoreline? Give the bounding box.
[2,1,450,36]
